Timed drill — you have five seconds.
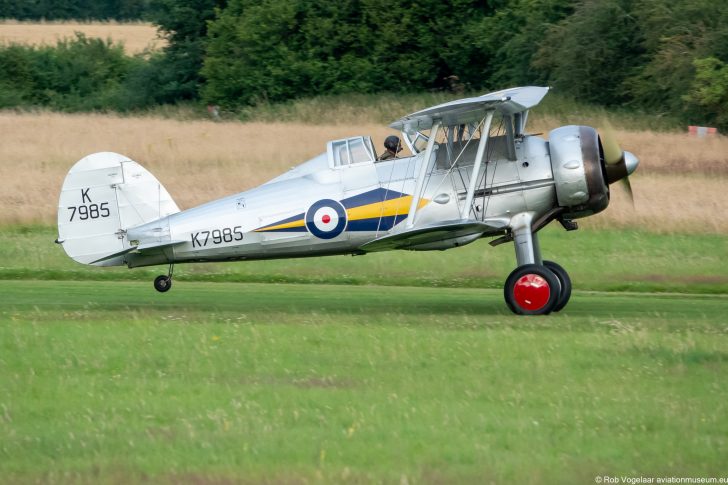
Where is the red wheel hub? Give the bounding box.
[513,274,551,311]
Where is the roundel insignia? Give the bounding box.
[305,199,347,239]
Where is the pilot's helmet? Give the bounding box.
[384,135,401,152]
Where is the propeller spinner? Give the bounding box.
[600,123,639,203]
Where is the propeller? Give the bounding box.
[600,122,639,204]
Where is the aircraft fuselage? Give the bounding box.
[125,134,556,268]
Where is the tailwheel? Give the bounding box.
[153,275,172,293]
[153,264,174,293]
[543,260,572,312]
[504,264,561,315]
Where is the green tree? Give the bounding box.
[202,0,494,108]
[0,0,151,20]
[683,57,728,129]
[626,1,728,117]
[470,0,575,87]
[534,0,644,105]
[0,45,36,107]
[0,34,134,110]
[147,0,226,102]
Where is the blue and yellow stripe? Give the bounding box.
[255,212,306,232]
[254,188,428,233]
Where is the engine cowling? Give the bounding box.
[548,125,609,219]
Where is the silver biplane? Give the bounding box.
[56,86,638,315]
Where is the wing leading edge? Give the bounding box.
[390,86,549,132]
[359,218,509,252]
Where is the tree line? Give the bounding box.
[0,0,151,21]
[2,0,728,129]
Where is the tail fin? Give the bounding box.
[57,152,180,266]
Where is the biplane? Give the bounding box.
[56,86,638,315]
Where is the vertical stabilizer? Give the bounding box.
[57,152,180,266]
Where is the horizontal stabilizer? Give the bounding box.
[89,239,186,265]
[359,218,508,252]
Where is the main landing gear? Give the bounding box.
[153,264,174,293]
[503,213,573,315]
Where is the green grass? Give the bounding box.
[2,225,726,294]
[2,226,726,482]
[1,280,727,483]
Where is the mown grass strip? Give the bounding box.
[2,226,726,294]
[1,280,727,483]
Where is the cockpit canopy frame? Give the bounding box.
[327,136,377,168]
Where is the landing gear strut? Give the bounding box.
[153,264,174,293]
[504,213,572,315]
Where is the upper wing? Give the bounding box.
[390,86,549,132]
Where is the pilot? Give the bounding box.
[377,135,402,161]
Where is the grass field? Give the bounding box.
[1,84,727,482]
[1,223,727,482]
[1,280,727,483]
[0,20,163,54]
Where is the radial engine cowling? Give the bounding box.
[548,125,609,219]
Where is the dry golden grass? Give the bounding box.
[0,20,163,54]
[0,111,393,225]
[600,128,728,176]
[0,111,725,233]
[579,174,727,233]
[530,117,728,175]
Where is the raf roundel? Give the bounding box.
[305,199,347,239]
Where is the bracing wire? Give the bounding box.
[481,116,506,220]
[420,115,488,216]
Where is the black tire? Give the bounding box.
[504,264,561,315]
[154,275,172,293]
[543,260,572,312]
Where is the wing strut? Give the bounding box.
[461,111,494,219]
[406,120,441,228]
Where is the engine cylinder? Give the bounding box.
[548,125,609,219]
